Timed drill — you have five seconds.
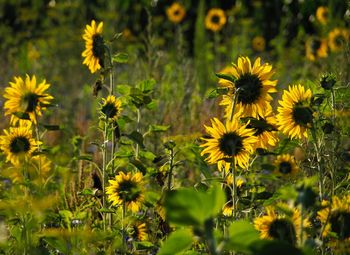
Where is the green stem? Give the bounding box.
[231,160,237,220]
[122,202,126,253]
[311,126,323,200]
[204,218,217,255]
[102,121,108,231]
[136,108,141,159]
[229,88,241,122]
[167,149,174,191]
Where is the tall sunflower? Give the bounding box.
[254,205,310,245]
[316,6,328,25]
[205,8,226,32]
[318,195,350,253]
[328,28,349,52]
[0,126,40,165]
[200,118,258,169]
[106,171,144,213]
[82,20,105,73]
[223,174,245,217]
[100,95,122,121]
[273,154,300,177]
[305,37,328,61]
[166,2,186,24]
[3,75,53,125]
[219,57,277,119]
[276,84,313,139]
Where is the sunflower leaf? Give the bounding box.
[125,131,145,148]
[158,228,193,255]
[215,72,236,83]
[112,52,128,63]
[13,112,30,120]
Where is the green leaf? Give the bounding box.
[149,124,170,132]
[116,84,131,95]
[77,154,93,162]
[125,131,145,148]
[42,124,61,131]
[158,229,193,255]
[130,158,147,174]
[215,72,236,83]
[112,52,128,63]
[250,240,303,255]
[13,111,30,120]
[206,87,230,99]
[138,79,156,93]
[136,241,154,249]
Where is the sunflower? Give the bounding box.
[273,154,300,177]
[106,171,144,213]
[252,36,266,52]
[200,118,258,169]
[3,75,53,125]
[254,205,310,245]
[219,57,277,119]
[0,126,40,165]
[318,195,350,253]
[166,2,186,24]
[82,20,105,73]
[305,37,328,61]
[276,84,313,140]
[100,95,122,121]
[205,8,227,32]
[223,174,245,217]
[129,222,148,241]
[316,6,328,25]
[328,28,349,52]
[244,111,279,149]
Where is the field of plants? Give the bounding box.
[0,0,350,254]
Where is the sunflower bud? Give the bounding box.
[322,122,335,134]
[320,73,336,90]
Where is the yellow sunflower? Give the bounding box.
[328,28,349,52]
[273,154,300,177]
[106,171,144,213]
[100,95,122,121]
[254,205,310,245]
[205,8,227,32]
[200,118,258,169]
[276,84,313,139]
[219,57,278,119]
[0,126,40,166]
[166,2,186,24]
[3,75,53,125]
[244,111,279,149]
[82,20,104,73]
[305,37,328,61]
[252,36,266,52]
[223,174,245,217]
[130,222,148,241]
[318,195,350,253]
[316,6,328,25]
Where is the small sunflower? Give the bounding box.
[3,75,53,125]
[100,95,122,121]
[219,57,277,119]
[129,222,148,241]
[305,37,328,61]
[254,205,310,245]
[244,111,279,149]
[205,8,227,32]
[200,118,258,169]
[252,36,266,52]
[273,154,300,177]
[316,6,328,25]
[223,174,245,217]
[276,84,313,139]
[0,126,40,166]
[82,20,105,73]
[328,28,349,52]
[166,2,186,24]
[106,171,144,213]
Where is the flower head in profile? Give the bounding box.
[328,28,349,52]
[106,171,144,212]
[254,205,310,245]
[305,37,328,61]
[129,222,148,241]
[100,95,123,121]
[276,84,313,139]
[205,8,226,32]
[200,118,257,170]
[82,20,105,73]
[4,75,53,125]
[0,126,40,165]
[273,154,300,177]
[166,2,186,24]
[219,57,277,119]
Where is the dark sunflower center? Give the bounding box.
[211,15,220,24]
[22,93,39,112]
[219,132,243,156]
[92,34,105,65]
[235,73,263,104]
[117,180,141,202]
[132,226,140,240]
[279,162,292,174]
[174,9,180,16]
[292,105,313,127]
[10,136,31,154]
[311,39,321,54]
[268,218,297,245]
[329,211,350,240]
[101,103,118,119]
[334,35,344,47]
